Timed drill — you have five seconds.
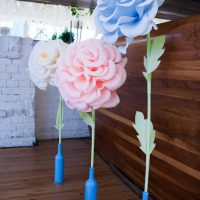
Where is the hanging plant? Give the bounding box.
[70,6,84,18]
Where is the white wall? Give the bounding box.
[0,36,89,147]
[35,86,89,140]
[0,36,35,147]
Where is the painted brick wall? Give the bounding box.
[0,36,35,147]
[35,87,89,140]
[0,36,89,147]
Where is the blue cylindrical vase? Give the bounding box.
[54,143,64,184]
[84,167,98,200]
[142,192,149,200]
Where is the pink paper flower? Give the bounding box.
[55,38,127,112]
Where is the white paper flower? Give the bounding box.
[28,40,68,90]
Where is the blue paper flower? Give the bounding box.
[93,0,165,53]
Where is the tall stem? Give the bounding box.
[57,95,63,144]
[90,109,96,168]
[144,33,152,192]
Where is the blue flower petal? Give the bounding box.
[93,10,105,34]
[136,4,145,18]
[157,0,165,7]
[118,37,133,54]
[103,16,137,32]
[137,0,154,7]
[120,15,149,38]
[100,3,138,23]
[146,1,159,21]
[94,0,165,50]
[118,0,138,7]
[103,31,119,44]
[143,20,154,35]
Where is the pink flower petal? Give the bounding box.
[68,66,83,77]
[74,75,90,91]
[65,82,81,98]
[82,88,101,103]
[91,88,111,108]
[102,91,120,108]
[84,78,96,93]
[97,60,116,81]
[104,58,127,90]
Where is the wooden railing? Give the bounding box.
[96,15,200,200]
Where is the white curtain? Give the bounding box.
[0,0,97,40]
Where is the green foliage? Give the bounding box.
[71,7,79,17]
[52,29,74,44]
[79,112,95,129]
[89,8,94,15]
[51,33,57,40]
[70,6,83,18]
[58,29,74,44]
[144,35,165,74]
[133,112,156,155]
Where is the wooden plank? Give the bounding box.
[0,139,139,200]
[96,15,200,200]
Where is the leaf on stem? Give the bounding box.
[55,98,64,132]
[144,35,165,74]
[133,111,156,155]
[79,112,95,128]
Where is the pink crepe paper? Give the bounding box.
[55,38,127,112]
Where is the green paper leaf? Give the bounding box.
[145,35,165,73]
[133,111,156,155]
[79,112,94,128]
[143,72,152,81]
[144,56,147,69]
[55,97,64,132]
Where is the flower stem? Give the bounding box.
[56,95,63,144]
[144,33,152,192]
[90,109,96,168]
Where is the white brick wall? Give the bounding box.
[35,87,89,140]
[0,36,89,147]
[0,36,35,147]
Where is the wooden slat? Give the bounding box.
[96,15,200,200]
[0,139,139,200]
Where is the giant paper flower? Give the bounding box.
[28,40,68,90]
[93,0,165,53]
[55,38,127,112]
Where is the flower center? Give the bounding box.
[40,52,49,60]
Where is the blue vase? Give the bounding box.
[84,167,98,200]
[142,192,149,200]
[54,143,64,184]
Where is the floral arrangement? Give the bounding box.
[28,0,166,198]
[94,0,165,54]
[94,0,166,199]
[55,38,127,112]
[28,39,68,144]
[55,38,127,199]
[28,39,69,184]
